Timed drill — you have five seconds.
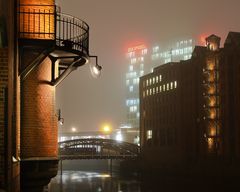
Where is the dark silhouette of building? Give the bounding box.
[140,32,240,171]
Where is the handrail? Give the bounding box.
[18,4,89,55]
[56,12,89,55]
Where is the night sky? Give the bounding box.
[55,0,240,133]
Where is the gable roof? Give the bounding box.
[224,31,240,47]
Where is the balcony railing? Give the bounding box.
[18,4,89,55]
[56,12,89,55]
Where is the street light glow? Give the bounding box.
[100,123,112,134]
[72,127,76,132]
[103,125,110,132]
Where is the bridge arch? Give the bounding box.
[58,138,140,160]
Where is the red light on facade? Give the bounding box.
[128,44,147,53]
[199,34,207,46]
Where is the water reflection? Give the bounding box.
[48,171,140,192]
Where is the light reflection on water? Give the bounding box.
[48,171,140,192]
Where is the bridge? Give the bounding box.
[58,138,140,160]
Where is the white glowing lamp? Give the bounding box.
[89,56,102,78]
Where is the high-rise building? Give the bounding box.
[126,44,148,129]
[139,32,240,170]
[125,39,194,132]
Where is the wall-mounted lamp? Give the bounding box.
[58,109,64,125]
[89,56,102,78]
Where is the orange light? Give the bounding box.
[19,1,55,40]
[209,126,216,136]
[209,109,216,119]
[207,63,215,70]
[209,98,216,107]
[207,138,214,151]
[208,85,216,94]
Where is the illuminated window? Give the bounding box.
[207,138,215,152]
[147,130,152,139]
[137,112,140,118]
[163,84,165,91]
[167,83,169,91]
[156,86,159,93]
[150,89,152,95]
[132,106,137,112]
[142,49,147,55]
[143,81,145,88]
[184,55,188,60]
[165,58,171,63]
[172,50,176,56]
[129,65,133,71]
[153,46,159,53]
[156,76,158,83]
[159,75,162,81]
[131,58,137,64]
[153,88,155,95]
[159,85,162,92]
[153,77,155,84]
[146,89,149,96]
[140,57,144,62]
[170,82,173,89]
[176,49,179,55]
[146,79,149,86]
[133,78,138,84]
[143,91,145,98]
[149,78,152,85]
[174,81,177,88]
[130,106,137,112]
[128,52,135,58]
[129,86,133,92]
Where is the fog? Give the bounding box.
[55,0,240,133]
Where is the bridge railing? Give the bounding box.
[58,138,140,159]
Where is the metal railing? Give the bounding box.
[18,4,89,55]
[56,12,89,55]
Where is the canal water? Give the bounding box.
[46,160,140,192]
[46,160,239,192]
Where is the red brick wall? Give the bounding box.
[21,57,58,158]
[0,48,8,187]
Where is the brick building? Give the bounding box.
[0,0,95,191]
[140,32,240,170]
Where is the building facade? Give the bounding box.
[125,39,194,131]
[139,32,240,170]
[0,0,95,191]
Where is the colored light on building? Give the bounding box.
[128,44,147,53]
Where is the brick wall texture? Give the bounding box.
[0,48,8,187]
[21,57,58,158]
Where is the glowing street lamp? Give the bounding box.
[101,123,112,134]
[71,127,76,132]
[103,125,110,133]
[89,56,102,78]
